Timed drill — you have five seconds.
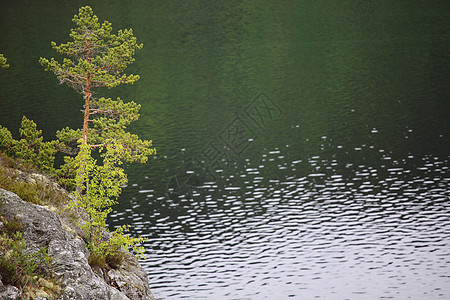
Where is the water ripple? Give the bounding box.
[119,150,450,299]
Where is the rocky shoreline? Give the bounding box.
[0,184,156,300]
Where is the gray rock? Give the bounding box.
[0,188,156,300]
[0,284,22,300]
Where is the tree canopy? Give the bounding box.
[39,6,145,149]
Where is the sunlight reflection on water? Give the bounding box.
[111,144,450,299]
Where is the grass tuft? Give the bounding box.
[0,152,69,207]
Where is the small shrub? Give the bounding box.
[2,216,25,234]
[0,152,18,169]
[13,117,57,173]
[105,249,125,269]
[0,126,14,152]
[0,158,69,207]
[88,249,107,269]
[55,155,77,191]
[0,216,58,298]
[87,224,146,269]
[0,117,56,174]
[0,232,37,287]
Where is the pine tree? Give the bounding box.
[0,117,56,172]
[39,6,155,265]
[39,6,146,150]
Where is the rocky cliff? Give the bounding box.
[0,187,156,300]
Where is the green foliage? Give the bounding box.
[0,54,9,69]
[2,216,25,233]
[0,125,15,153]
[14,117,57,172]
[0,231,35,287]
[0,155,69,206]
[0,217,57,297]
[0,152,18,169]
[41,6,154,269]
[0,118,61,203]
[39,6,142,95]
[57,97,155,162]
[41,5,154,159]
[55,155,78,190]
[72,144,125,230]
[72,144,147,268]
[110,224,146,259]
[0,117,57,173]
[88,225,147,269]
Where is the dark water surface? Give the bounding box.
[1,1,449,299]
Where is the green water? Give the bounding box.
[1,1,449,298]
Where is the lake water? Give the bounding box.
[0,1,449,299]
